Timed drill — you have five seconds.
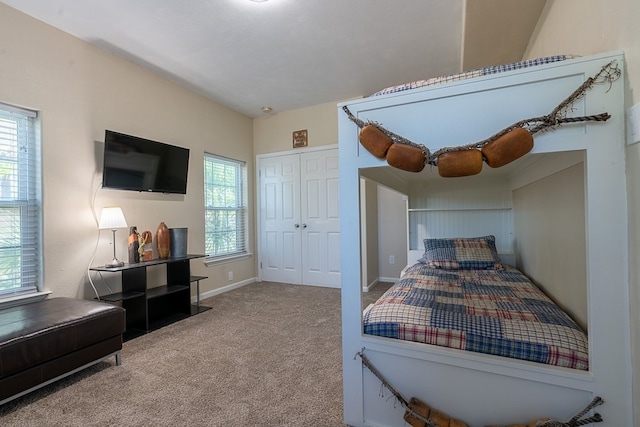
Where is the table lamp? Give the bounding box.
[98,206,128,267]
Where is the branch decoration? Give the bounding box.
[343,60,621,177]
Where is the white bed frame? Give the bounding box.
[338,51,631,426]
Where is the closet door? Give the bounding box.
[300,150,341,287]
[258,148,340,287]
[259,154,302,284]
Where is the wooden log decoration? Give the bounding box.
[359,124,394,158]
[386,143,426,172]
[437,149,483,177]
[156,222,170,259]
[404,397,469,427]
[127,226,139,264]
[481,127,534,168]
[140,230,154,261]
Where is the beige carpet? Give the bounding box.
[0,281,391,427]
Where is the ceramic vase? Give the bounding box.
[156,222,170,259]
[169,227,188,258]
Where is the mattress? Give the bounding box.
[371,55,575,97]
[363,263,589,370]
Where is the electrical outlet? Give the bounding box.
[228,271,233,281]
[389,255,395,265]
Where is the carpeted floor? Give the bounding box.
[0,281,391,427]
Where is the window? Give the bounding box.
[0,103,41,298]
[204,154,248,262]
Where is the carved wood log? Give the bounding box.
[404,397,469,427]
[482,127,534,168]
[386,143,426,172]
[359,124,393,158]
[437,149,483,177]
[127,226,139,264]
[141,230,153,261]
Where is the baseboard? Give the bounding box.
[192,277,257,303]
[362,279,379,293]
[378,276,398,284]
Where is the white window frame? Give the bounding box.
[203,153,250,266]
[0,102,45,307]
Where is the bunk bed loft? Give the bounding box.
[338,51,631,427]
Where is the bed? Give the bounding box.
[363,236,589,371]
[338,51,631,426]
[370,55,575,97]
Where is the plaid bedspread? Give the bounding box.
[371,55,575,97]
[363,264,589,370]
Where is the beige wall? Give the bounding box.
[377,185,407,280]
[253,101,339,155]
[360,178,380,288]
[0,3,256,299]
[525,0,640,422]
[513,163,587,330]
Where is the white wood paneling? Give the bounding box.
[408,177,514,254]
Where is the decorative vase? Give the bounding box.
[140,230,154,261]
[169,227,188,258]
[156,222,170,259]
[128,226,139,264]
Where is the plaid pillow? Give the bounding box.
[420,235,503,270]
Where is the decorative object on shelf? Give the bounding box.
[343,60,621,177]
[139,230,154,261]
[169,227,188,258]
[293,129,308,148]
[128,226,140,264]
[156,222,170,259]
[98,206,128,267]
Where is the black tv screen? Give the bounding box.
[102,130,190,194]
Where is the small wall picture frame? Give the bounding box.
[293,129,308,148]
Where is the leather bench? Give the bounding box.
[0,297,125,405]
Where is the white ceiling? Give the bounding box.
[0,0,546,118]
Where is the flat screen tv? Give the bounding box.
[102,130,190,194]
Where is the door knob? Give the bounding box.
[294,223,300,228]
[302,223,308,229]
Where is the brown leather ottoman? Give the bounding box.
[0,297,125,405]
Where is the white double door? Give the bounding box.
[259,148,340,288]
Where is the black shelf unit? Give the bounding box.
[91,254,211,339]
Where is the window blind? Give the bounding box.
[0,103,41,296]
[203,153,247,260]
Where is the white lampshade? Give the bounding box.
[98,207,128,230]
